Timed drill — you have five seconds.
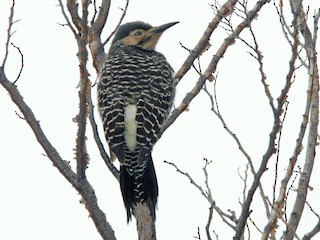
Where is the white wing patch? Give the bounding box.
[124,104,137,151]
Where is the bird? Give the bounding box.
[97,21,178,221]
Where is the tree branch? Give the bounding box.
[282,1,319,239]
[260,5,301,238]
[302,202,320,239]
[174,0,237,84]
[88,97,120,181]
[161,0,269,139]
[0,68,116,240]
[164,160,237,231]
[66,0,82,33]
[2,0,18,68]
[103,0,129,46]
[57,0,77,37]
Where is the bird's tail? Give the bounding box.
[120,152,158,222]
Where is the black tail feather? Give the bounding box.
[120,158,158,222]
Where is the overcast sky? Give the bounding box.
[1,0,320,239]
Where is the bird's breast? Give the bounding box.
[124,104,137,151]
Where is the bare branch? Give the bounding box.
[88,97,120,181]
[0,68,116,240]
[93,0,111,35]
[2,0,19,68]
[103,0,129,46]
[66,0,82,33]
[259,4,301,238]
[164,160,237,230]
[133,203,157,240]
[206,205,214,240]
[302,202,320,239]
[282,10,319,240]
[57,0,77,37]
[204,77,271,225]
[161,0,269,140]
[273,101,289,202]
[302,220,320,240]
[174,0,237,84]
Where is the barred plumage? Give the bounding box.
[97,21,177,221]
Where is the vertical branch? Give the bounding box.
[133,203,157,240]
[2,0,17,68]
[66,0,91,180]
[0,67,117,240]
[89,0,111,70]
[282,2,320,239]
[260,5,300,238]
[88,97,120,181]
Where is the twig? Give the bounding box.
[204,78,271,227]
[103,0,129,46]
[248,215,262,234]
[164,160,237,230]
[2,0,19,68]
[284,166,300,223]
[273,101,289,204]
[57,0,78,37]
[15,110,25,120]
[161,0,269,139]
[91,0,98,25]
[88,97,120,181]
[302,202,320,239]
[174,0,237,84]
[260,5,300,238]
[194,227,201,239]
[206,205,214,240]
[212,230,219,240]
[237,164,249,205]
[11,43,24,84]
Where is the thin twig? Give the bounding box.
[206,205,214,240]
[174,0,238,84]
[260,5,300,238]
[273,101,289,204]
[302,202,320,239]
[2,0,19,68]
[57,0,78,37]
[11,43,24,84]
[103,0,129,45]
[164,160,237,230]
[161,0,269,139]
[88,97,120,181]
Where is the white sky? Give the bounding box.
[1,0,320,239]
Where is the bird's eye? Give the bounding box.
[135,30,143,37]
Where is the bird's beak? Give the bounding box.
[141,21,179,49]
[152,21,179,34]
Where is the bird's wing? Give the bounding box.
[98,66,126,163]
[135,78,174,164]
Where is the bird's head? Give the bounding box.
[111,21,179,50]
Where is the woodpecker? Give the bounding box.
[97,21,178,221]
